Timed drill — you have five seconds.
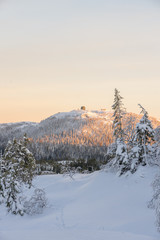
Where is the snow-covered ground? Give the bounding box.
[0,166,159,240]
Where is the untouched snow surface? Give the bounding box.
[0,167,159,240]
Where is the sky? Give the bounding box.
[0,0,160,123]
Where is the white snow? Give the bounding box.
[47,109,112,121]
[0,166,159,240]
[53,110,83,119]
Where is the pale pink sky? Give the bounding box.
[0,0,160,123]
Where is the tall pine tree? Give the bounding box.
[111,89,129,175]
[112,88,125,142]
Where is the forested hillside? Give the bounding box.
[0,109,159,162]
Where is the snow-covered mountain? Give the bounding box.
[0,109,113,144]
[0,109,112,135]
[0,109,159,157]
[0,109,159,136]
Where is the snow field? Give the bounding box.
[0,166,159,240]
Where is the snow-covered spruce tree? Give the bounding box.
[112,88,125,142]
[115,139,130,175]
[2,157,24,215]
[2,136,36,215]
[111,89,130,175]
[130,104,155,173]
[0,153,6,202]
[19,134,36,187]
[4,136,36,187]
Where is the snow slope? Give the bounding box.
[0,166,159,240]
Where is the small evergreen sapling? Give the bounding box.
[115,139,130,175]
[130,104,155,172]
[23,188,47,215]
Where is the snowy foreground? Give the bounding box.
[0,167,160,240]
